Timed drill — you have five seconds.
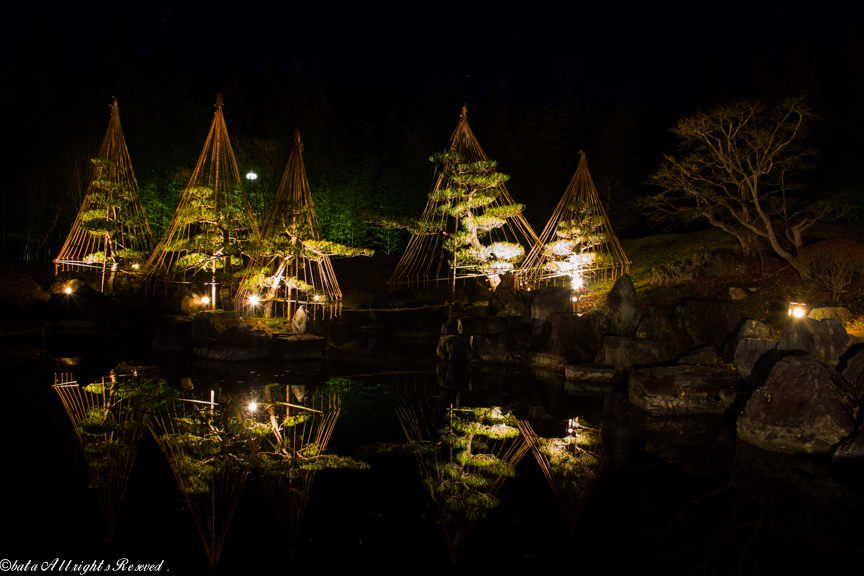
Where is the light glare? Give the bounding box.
[64,287,72,294]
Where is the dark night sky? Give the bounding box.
[3,1,856,111]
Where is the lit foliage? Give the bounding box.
[537,422,604,491]
[541,201,608,278]
[250,202,373,293]
[251,384,369,489]
[800,238,864,302]
[77,376,163,490]
[424,407,520,526]
[429,151,525,277]
[78,157,148,269]
[164,185,256,275]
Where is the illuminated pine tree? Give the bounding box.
[430,150,526,288]
[55,99,153,291]
[237,131,372,318]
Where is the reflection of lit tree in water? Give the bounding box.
[517,418,609,537]
[53,369,163,542]
[248,384,368,558]
[385,384,528,563]
[147,387,263,571]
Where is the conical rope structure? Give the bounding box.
[251,386,343,559]
[53,369,163,543]
[145,94,260,305]
[54,99,153,292]
[517,419,609,538]
[392,384,529,563]
[236,130,369,319]
[387,105,538,293]
[520,151,629,291]
[147,390,251,571]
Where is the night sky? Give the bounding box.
[3,1,855,111]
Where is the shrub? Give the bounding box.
[801,238,864,302]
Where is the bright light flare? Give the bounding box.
[249,295,260,306]
[246,171,257,180]
[132,263,139,270]
[201,296,211,305]
[248,401,257,412]
[788,302,807,318]
[64,287,72,295]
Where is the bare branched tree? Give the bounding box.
[637,97,846,278]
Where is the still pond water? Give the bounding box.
[3,332,861,574]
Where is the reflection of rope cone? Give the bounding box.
[148,395,248,571]
[517,419,609,538]
[259,390,341,559]
[53,371,161,543]
[393,383,529,563]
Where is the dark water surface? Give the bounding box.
[3,332,862,574]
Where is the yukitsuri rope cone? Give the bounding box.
[253,386,343,559]
[53,370,163,543]
[520,151,629,290]
[54,99,153,292]
[387,105,538,293]
[147,390,250,571]
[235,130,371,319]
[517,419,609,538]
[145,94,260,304]
[392,383,529,563]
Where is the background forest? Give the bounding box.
[3,13,864,264]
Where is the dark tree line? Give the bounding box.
[2,13,863,263]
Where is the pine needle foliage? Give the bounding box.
[237,130,371,318]
[385,384,528,562]
[247,383,368,557]
[518,418,609,538]
[54,99,153,290]
[148,386,257,570]
[145,95,260,289]
[521,151,629,288]
[53,370,163,542]
[386,106,538,292]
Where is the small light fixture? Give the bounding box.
[248,401,257,412]
[201,296,211,305]
[246,171,257,180]
[313,294,320,302]
[64,287,72,295]
[571,295,578,302]
[249,295,260,306]
[788,302,807,318]
[132,263,139,270]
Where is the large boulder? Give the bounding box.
[606,274,642,335]
[273,333,326,360]
[151,315,194,352]
[41,285,127,334]
[529,286,571,336]
[191,312,241,345]
[636,306,687,358]
[194,324,274,361]
[733,338,779,378]
[469,331,532,364]
[736,355,861,454]
[723,319,777,361]
[485,273,529,319]
[777,317,849,366]
[527,313,595,368]
[629,365,741,415]
[840,344,864,387]
[436,335,478,363]
[681,300,743,350]
[808,306,854,325]
[600,336,671,370]
[291,306,308,334]
[564,363,622,383]
[458,316,522,335]
[676,345,720,366]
